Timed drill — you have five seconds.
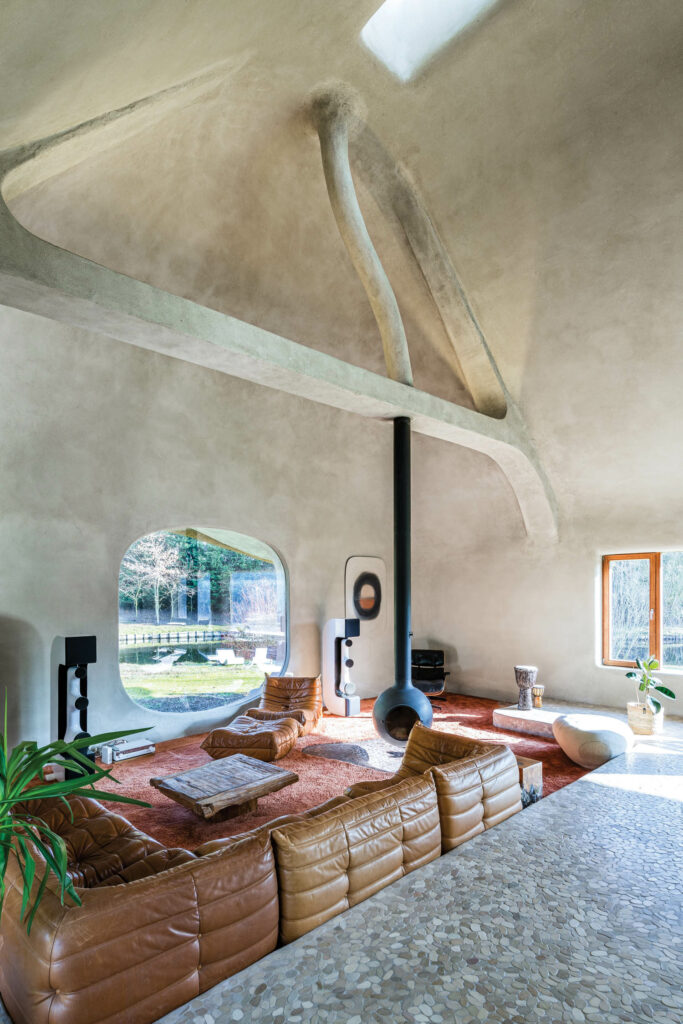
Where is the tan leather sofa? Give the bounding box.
[0,727,521,1024]
[244,674,323,735]
[344,723,523,852]
[272,772,442,943]
[201,675,323,762]
[0,795,281,1024]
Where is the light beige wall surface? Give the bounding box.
[0,306,395,745]
[1,306,681,747]
[412,471,683,715]
[2,304,680,752]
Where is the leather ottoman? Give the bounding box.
[202,715,300,762]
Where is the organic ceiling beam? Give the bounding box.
[308,88,414,387]
[353,124,509,419]
[0,128,557,542]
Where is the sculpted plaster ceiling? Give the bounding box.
[1,0,682,526]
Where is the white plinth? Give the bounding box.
[492,705,562,737]
[493,701,683,745]
[492,701,645,739]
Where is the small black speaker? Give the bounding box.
[58,636,97,775]
[63,635,97,668]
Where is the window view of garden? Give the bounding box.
[662,551,683,666]
[607,551,683,666]
[608,557,651,663]
[119,528,287,712]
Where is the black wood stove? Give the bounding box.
[373,417,433,746]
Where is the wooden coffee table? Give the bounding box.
[150,753,299,821]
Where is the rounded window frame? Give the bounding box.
[117,527,290,715]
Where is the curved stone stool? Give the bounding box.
[552,714,634,770]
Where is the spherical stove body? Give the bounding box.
[373,683,433,747]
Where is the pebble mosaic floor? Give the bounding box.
[157,737,683,1024]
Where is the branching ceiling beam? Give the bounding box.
[0,116,558,543]
[308,88,414,387]
[353,124,509,419]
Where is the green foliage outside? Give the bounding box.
[119,530,275,626]
[610,552,683,666]
[119,530,284,711]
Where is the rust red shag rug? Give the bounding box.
[98,695,587,850]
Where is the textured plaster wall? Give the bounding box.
[0,306,395,746]
[411,434,683,717]
[1,305,681,749]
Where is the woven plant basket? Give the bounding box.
[627,701,663,735]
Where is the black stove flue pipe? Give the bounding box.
[373,417,433,746]
[394,415,412,689]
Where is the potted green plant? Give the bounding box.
[0,708,149,933]
[625,656,676,735]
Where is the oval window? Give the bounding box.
[353,571,382,620]
[118,527,287,713]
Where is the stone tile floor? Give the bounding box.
[158,732,683,1024]
[1,730,680,1024]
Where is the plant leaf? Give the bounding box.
[25,865,49,935]
[653,685,676,700]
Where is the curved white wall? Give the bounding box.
[0,306,394,745]
[1,304,681,748]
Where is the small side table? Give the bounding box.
[515,755,543,806]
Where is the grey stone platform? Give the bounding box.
[155,732,683,1024]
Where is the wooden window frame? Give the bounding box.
[602,552,660,667]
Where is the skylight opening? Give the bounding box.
[361,0,498,82]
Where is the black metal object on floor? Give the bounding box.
[373,417,433,746]
[411,649,449,702]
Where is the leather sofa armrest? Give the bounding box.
[344,777,398,798]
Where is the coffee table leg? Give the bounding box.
[209,797,258,821]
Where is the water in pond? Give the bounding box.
[120,641,249,666]
[119,641,271,713]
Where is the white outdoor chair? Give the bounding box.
[216,648,245,666]
[253,647,276,669]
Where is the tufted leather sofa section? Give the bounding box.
[271,773,441,943]
[0,804,280,1024]
[344,724,523,853]
[245,674,323,735]
[397,724,497,779]
[431,747,522,851]
[0,727,521,1024]
[15,794,173,888]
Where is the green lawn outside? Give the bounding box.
[120,662,264,701]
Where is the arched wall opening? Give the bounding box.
[118,527,288,715]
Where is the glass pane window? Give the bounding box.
[609,557,651,663]
[119,527,287,713]
[662,551,683,668]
